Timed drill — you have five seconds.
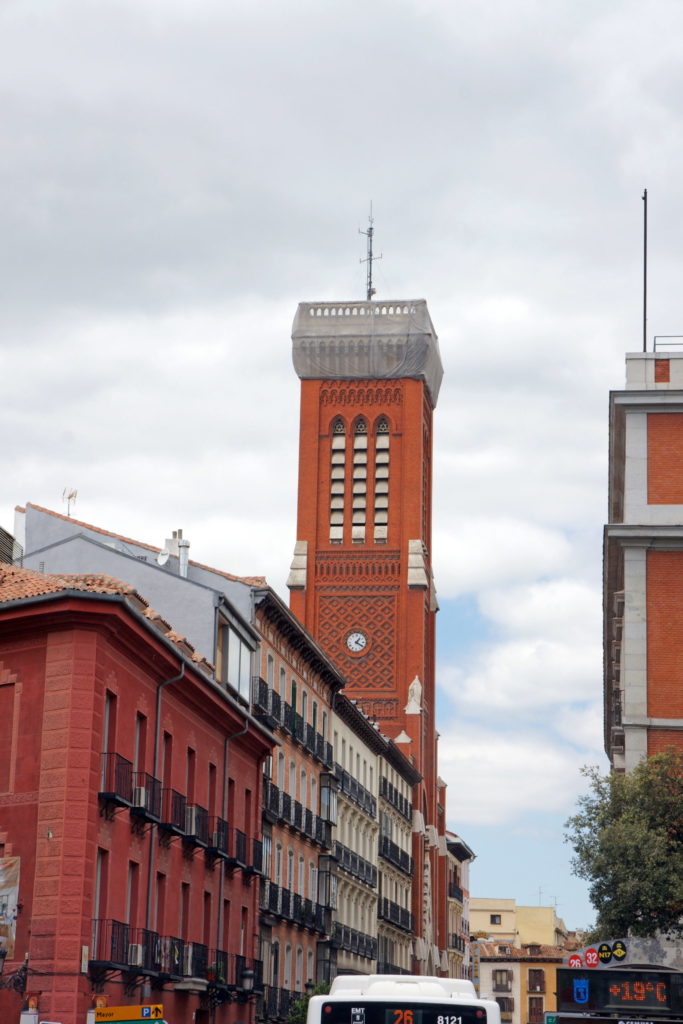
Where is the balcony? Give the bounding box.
[377,962,411,975]
[379,776,413,821]
[259,881,328,934]
[130,771,162,823]
[184,804,210,848]
[331,922,377,960]
[260,985,302,1021]
[89,919,161,976]
[378,898,412,933]
[334,840,378,888]
[379,836,413,876]
[207,816,230,858]
[158,935,184,978]
[448,934,466,952]
[252,676,282,729]
[159,788,187,837]
[263,778,282,822]
[448,881,464,902]
[334,763,377,816]
[99,753,133,807]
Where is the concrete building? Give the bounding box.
[470,899,568,948]
[604,350,683,769]
[287,298,447,970]
[0,565,274,1024]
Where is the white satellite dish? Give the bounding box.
[157,549,170,566]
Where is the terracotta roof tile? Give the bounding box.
[0,565,214,676]
[25,503,267,587]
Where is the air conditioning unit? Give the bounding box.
[183,943,195,976]
[185,807,197,835]
[128,943,144,968]
[132,786,147,808]
[159,936,172,973]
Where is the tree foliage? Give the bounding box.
[564,750,683,939]
[286,982,331,1024]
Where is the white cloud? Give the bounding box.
[434,519,573,599]
[439,724,591,827]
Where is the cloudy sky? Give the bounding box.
[4,0,683,930]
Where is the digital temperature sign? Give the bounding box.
[556,969,683,1017]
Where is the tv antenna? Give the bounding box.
[359,202,382,300]
[62,488,78,516]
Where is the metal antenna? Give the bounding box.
[642,188,648,353]
[359,202,382,300]
[62,488,78,516]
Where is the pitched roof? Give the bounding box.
[23,503,267,587]
[0,564,214,675]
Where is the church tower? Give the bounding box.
[287,298,444,971]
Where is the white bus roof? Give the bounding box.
[328,976,478,999]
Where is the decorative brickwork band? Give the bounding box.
[318,594,396,689]
[320,383,403,407]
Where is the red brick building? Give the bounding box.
[605,351,683,769]
[0,565,274,1024]
[287,299,447,971]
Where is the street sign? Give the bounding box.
[585,948,599,968]
[94,1008,164,1023]
[568,955,583,969]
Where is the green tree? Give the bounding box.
[564,749,683,939]
[287,982,331,1024]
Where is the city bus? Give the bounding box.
[307,975,501,1024]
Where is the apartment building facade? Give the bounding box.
[605,350,683,769]
[0,565,273,1024]
[474,941,565,1024]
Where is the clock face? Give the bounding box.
[346,630,367,654]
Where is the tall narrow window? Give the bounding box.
[162,732,173,787]
[155,872,166,934]
[352,419,368,542]
[330,418,346,543]
[374,417,390,541]
[301,690,307,724]
[186,747,196,803]
[180,882,190,940]
[133,713,147,773]
[126,861,139,926]
[267,653,275,686]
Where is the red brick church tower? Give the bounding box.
[287,298,445,972]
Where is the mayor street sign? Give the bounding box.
[94,1007,164,1022]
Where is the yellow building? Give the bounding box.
[470,898,568,947]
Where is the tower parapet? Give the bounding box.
[292,299,443,407]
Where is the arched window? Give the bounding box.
[352,418,368,542]
[266,653,274,686]
[374,417,390,541]
[287,849,294,890]
[274,843,282,885]
[271,940,280,987]
[310,776,317,813]
[284,944,292,988]
[307,948,314,987]
[289,759,297,796]
[300,768,307,808]
[279,666,286,696]
[296,945,303,991]
[277,752,285,789]
[330,418,346,543]
[309,859,317,900]
[298,855,305,894]
[301,690,308,724]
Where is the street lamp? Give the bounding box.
[305,980,315,996]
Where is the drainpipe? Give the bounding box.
[145,663,186,933]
